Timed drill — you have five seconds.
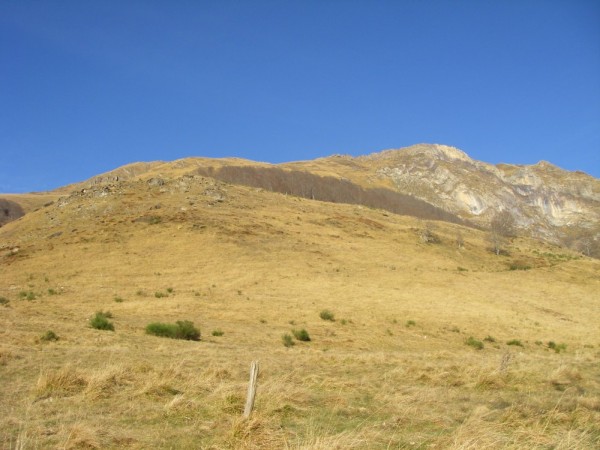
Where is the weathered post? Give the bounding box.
[243,360,259,418]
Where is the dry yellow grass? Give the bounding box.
[1,174,599,449]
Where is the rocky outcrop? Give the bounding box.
[363,144,600,242]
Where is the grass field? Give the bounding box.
[1,175,599,448]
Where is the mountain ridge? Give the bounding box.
[2,144,598,255]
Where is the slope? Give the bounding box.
[1,172,599,448]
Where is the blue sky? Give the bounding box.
[1,0,599,192]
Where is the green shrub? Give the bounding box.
[166,287,174,293]
[40,330,59,342]
[319,310,335,321]
[47,288,58,296]
[509,260,531,271]
[155,291,167,298]
[292,328,311,342]
[175,320,200,340]
[406,320,416,327]
[90,311,114,331]
[466,336,484,350]
[19,291,36,301]
[145,320,200,341]
[212,329,224,337]
[114,296,124,303]
[548,341,567,353]
[0,297,9,306]
[282,333,295,347]
[507,339,523,347]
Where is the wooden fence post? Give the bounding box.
[243,360,259,418]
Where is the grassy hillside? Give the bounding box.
[1,175,599,449]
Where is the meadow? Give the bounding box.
[1,176,598,448]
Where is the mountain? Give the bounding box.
[1,145,599,448]
[6,143,595,253]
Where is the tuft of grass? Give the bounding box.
[319,310,335,321]
[40,330,59,342]
[483,335,496,343]
[406,320,416,327]
[0,296,9,306]
[154,291,167,298]
[212,329,224,337]
[145,320,200,341]
[166,287,174,293]
[292,328,311,342]
[90,311,114,331]
[47,288,58,295]
[282,333,295,347]
[465,336,484,350]
[114,296,124,303]
[506,339,524,347]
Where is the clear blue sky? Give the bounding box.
[1,0,599,192]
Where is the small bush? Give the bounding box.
[0,297,9,306]
[19,291,36,301]
[212,329,224,337]
[282,333,295,347]
[114,296,124,303]
[155,291,167,298]
[548,341,567,353]
[145,320,200,341]
[292,328,311,342]
[145,322,177,337]
[175,320,200,340]
[40,330,59,342]
[90,311,114,331]
[166,287,174,293]
[319,310,335,321]
[507,339,524,347]
[509,261,531,271]
[47,288,58,296]
[483,335,496,343]
[466,336,484,350]
[406,320,416,327]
